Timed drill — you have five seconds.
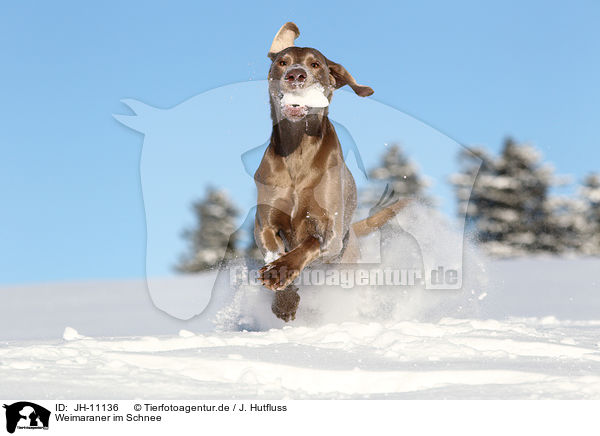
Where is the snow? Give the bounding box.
[263,250,280,264]
[62,327,85,341]
[1,256,599,399]
[2,314,600,399]
[280,84,329,108]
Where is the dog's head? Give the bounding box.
[267,22,373,122]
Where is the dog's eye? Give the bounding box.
[279,60,287,67]
[311,62,320,68]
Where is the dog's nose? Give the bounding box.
[285,68,307,83]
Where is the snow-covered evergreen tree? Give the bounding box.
[498,138,559,253]
[450,145,494,223]
[546,195,586,253]
[451,138,564,256]
[362,144,431,208]
[579,173,600,254]
[176,187,241,273]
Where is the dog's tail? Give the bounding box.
[352,184,410,237]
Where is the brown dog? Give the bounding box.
[255,22,407,321]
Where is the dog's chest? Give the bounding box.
[283,137,320,185]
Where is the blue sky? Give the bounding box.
[1,1,598,285]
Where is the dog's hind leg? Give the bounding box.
[271,284,300,322]
[352,198,411,237]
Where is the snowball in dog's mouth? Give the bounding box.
[279,84,329,120]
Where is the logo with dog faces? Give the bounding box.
[3,402,50,434]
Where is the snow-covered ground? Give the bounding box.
[1,255,599,399]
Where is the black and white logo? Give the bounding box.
[3,402,50,434]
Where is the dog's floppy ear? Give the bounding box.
[268,22,300,60]
[326,59,374,97]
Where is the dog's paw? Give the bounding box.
[259,255,301,291]
[271,287,300,322]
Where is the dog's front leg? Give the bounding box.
[259,209,340,291]
[254,204,290,263]
[255,225,286,264]
[259,236,321,291]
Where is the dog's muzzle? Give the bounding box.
[275,69,329,121]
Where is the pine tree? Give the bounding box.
[546,195,586,253]
[451,138,564,256]
[579,173,600,254]
[497,138,557,253]
[450,145,495,224]
[175,187,241,273]
[363,144,431,208]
